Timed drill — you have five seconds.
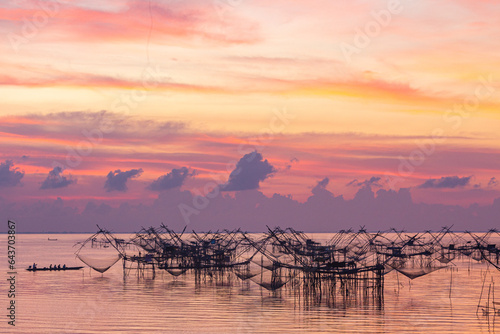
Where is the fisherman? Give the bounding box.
[49,264,52,269]
[57,264,61,269]
[33,263,37,269]
[62,264,66,269]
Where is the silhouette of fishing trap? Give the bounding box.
[75,226,500,308]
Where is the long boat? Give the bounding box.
[26,266,84,271]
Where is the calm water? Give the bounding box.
[1,233,499,333]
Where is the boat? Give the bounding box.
[48,238,58,241]
[26,266,84,271]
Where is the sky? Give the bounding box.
[1,0,499,232]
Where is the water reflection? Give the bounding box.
[3,233,499,333]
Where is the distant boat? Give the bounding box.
[48,238,58,241]
[26,266,84,272]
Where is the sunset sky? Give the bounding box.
[1,0,499,232]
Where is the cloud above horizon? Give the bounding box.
[346,176,382,189]
[418,176,472,189]
[104,168,143,192]
[0,110,498,207]
[221,152,276,191]
[0,160,24,188]
[2,180,499,233]
[40,167,76,190]
[148,167,193,191]
[314,177,329,189]
[488,177,498,188]
[311,177,334,198]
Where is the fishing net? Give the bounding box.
[234,270,259,280]
[249,270,288,291]
[252,253,294,271]
[234,262,261,280]
[389,265,446,280]
[74,228,125,273]
[436,252,455,264]
[77,254,122,273]
[479,249,500,271]
[166,268,187,276]
[383,264,395,275]
[252,257,277,271]
[249,267,298,291]
[161,257,188,276]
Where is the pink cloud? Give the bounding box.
[1,111,499,208]
[1,0,260,45]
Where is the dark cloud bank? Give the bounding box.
[148,167,193,191]
[418,176,472,189]
[2,182,499,233]
[1,156,498,233]
[40,167,76,189]
[221,152,275,191]
[0,160,24,187]
[104,169,143,192]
